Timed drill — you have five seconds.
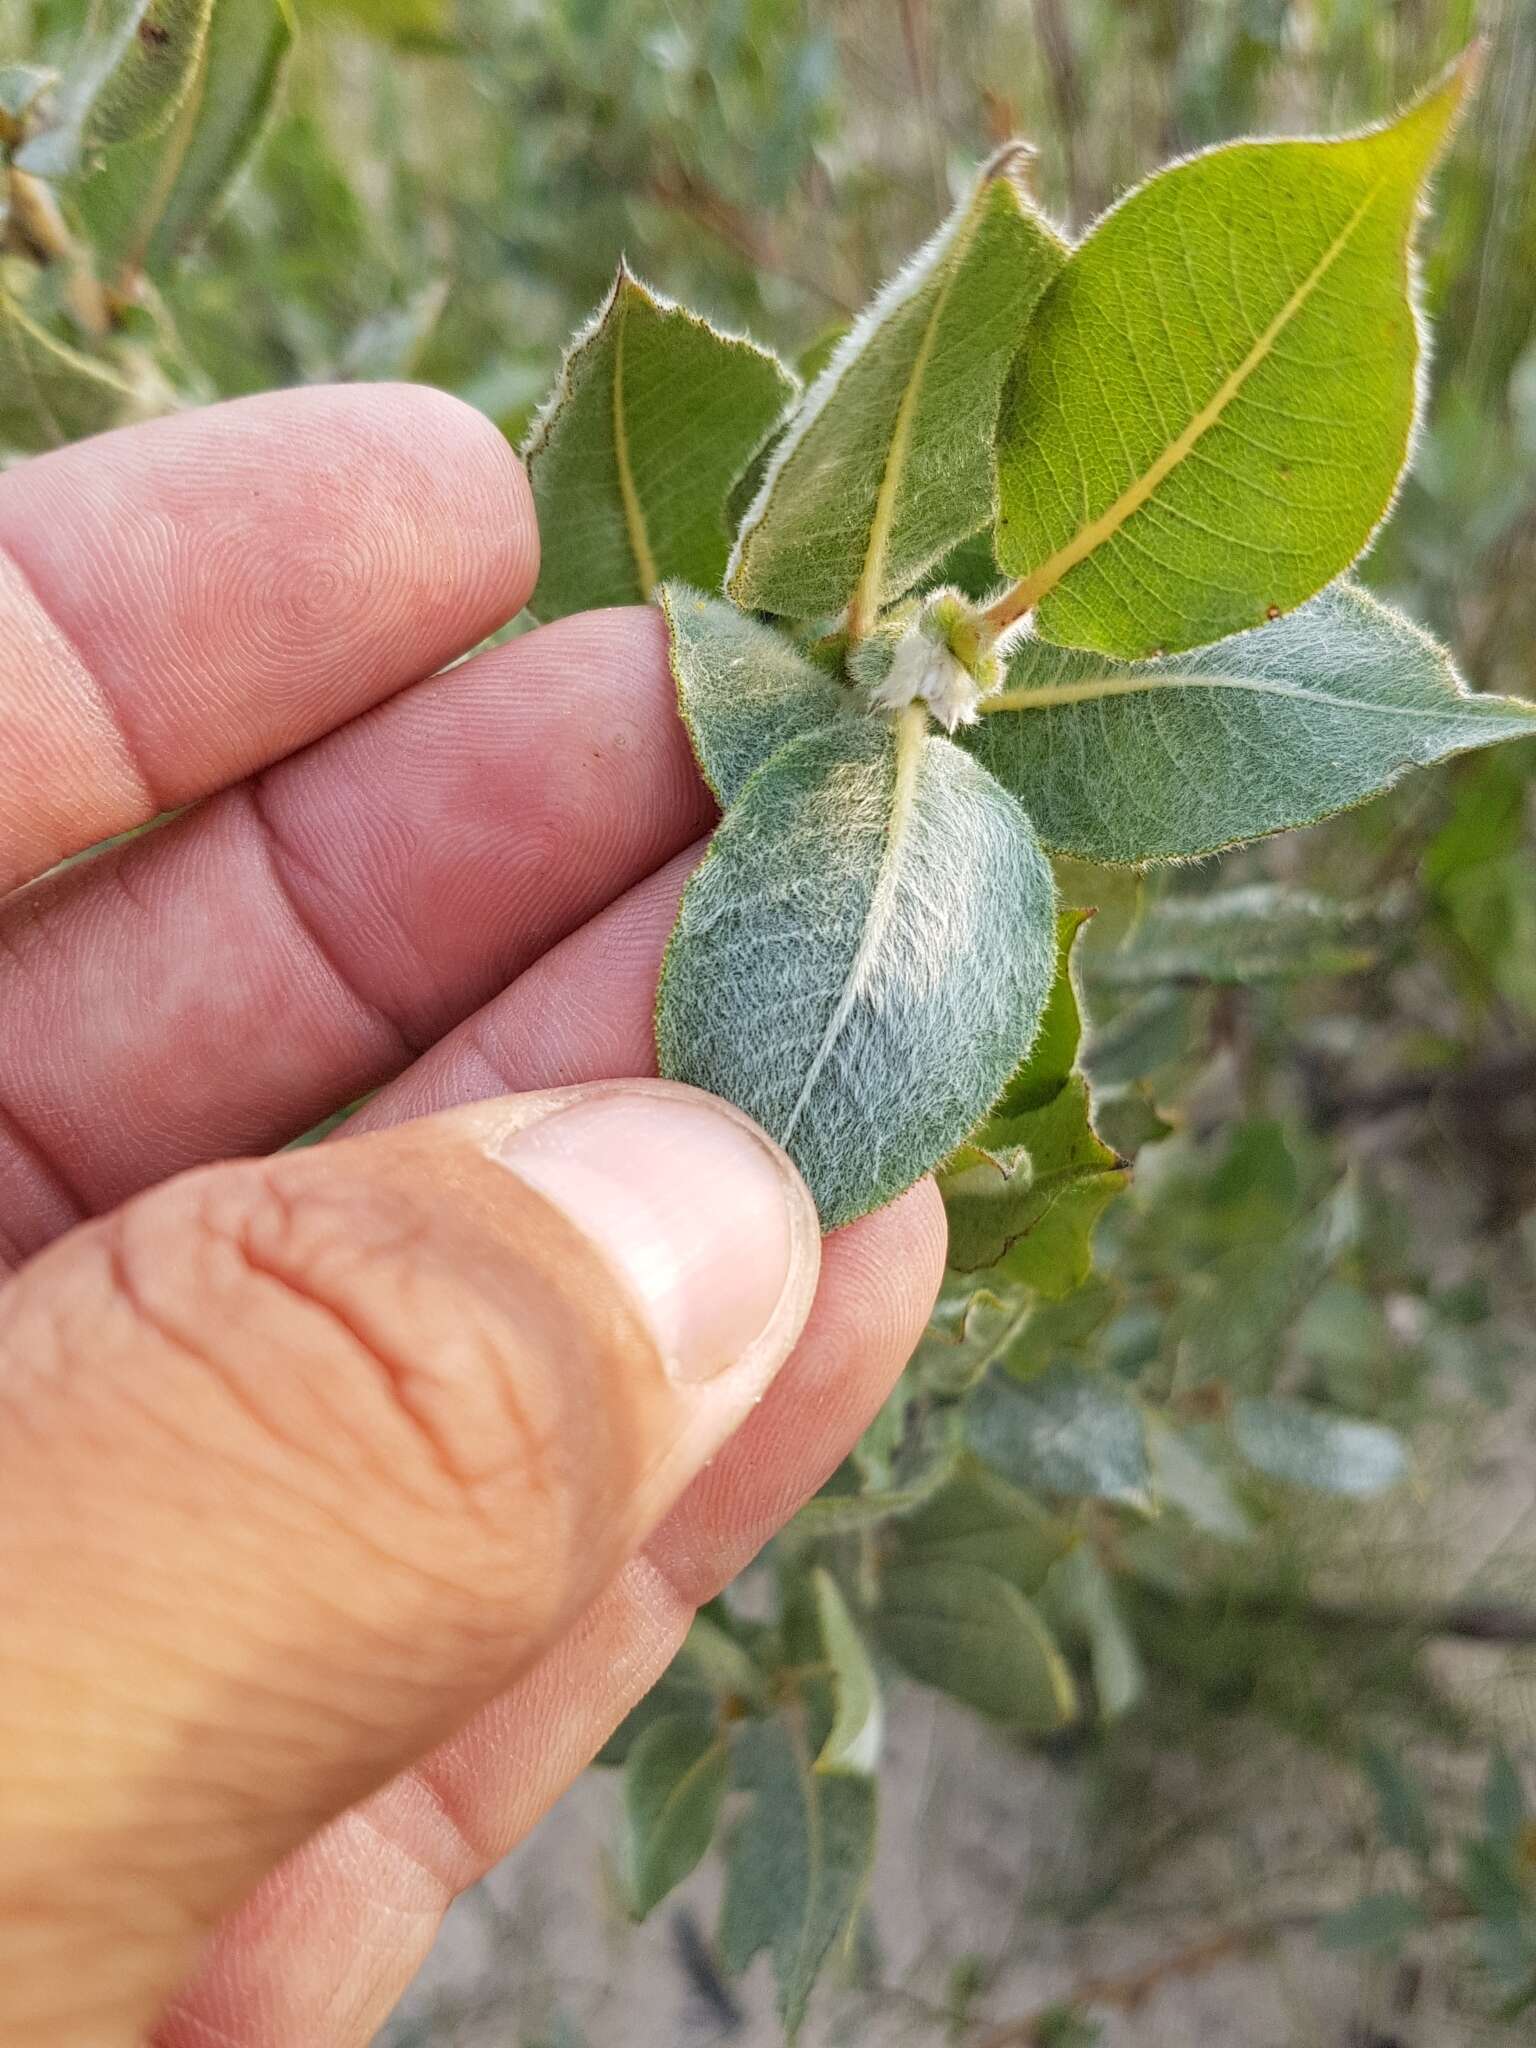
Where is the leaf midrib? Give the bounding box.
[995,176,1387,627]
[845,180,997,639]
[782,708,926,1147]
[612,286,659,597]
[981,669,1530,723]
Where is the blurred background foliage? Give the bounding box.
[4,0,1536,2041]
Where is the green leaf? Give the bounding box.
[989,907,1093,1117]
[1094,884,1385,986]
[941,1079,1128,1293]
[811,1571,882,1776]
[19,0,214,179]
[964,583,1536,865]
[1232,1396,1408,1496]
[793,1398,964,1535]
[1484,1747,1528,1848]
[895,1457,1074,1594]
[719,1717,876,2040]
[1362,1742,1435,1863]
[1045,1544,1144,1722]
[73,0,292,283]
[659,585,851,807]
[728,145,1066,629]
[524,269,796,622]
[967,1363,1151,1505]
[1319,1891,1428,1953]
[623,1714,729,1919]
[874,1558,1077,1728]
[0,294,132,453]
[1146,1419,1253,1541]
[656,713,1058,1229]
[993,55,1474,657]
[911,1281,1034,1398]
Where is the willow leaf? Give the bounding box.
[962,582,1536,865]
[20,0,215,174]
[812,1571,882,1777]
[895,1458,1074,1594]
[659,584,850,806]
[623,1715,729,1920]
[968,1363,1151,1506]
[993,53,1475,657]
[874,1559,1077,1728]
[656,713,1058,1229]
[941,1078,1128,1293]
[0,294,132,452]
[525,270,796,622]
[74,0,291,283]
[1096,883,1385,986]
[719,1718,876,2041]
[728,144,1066,628]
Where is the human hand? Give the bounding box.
[0,387,945,2048]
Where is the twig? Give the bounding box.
[645,162,859,315]
[972,1918,1318,2046]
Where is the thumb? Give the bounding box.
[0,1081,820,2048]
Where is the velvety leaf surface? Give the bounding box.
[659,584,851,806]
[85,0,214,151]
[525,270,795,621]
[968,1362,1151,1505]
[1095,882,1385,985]
[75,0,292,282]
[1146,1418,1253,1540]
[0,294,132,451]
[1233,1395,1408,1496]
[874,1558,1077,1727]
[728,146,1065,627]
[623,1714,729,1919]
[656,713,1058,1228]
[994,57,1472,656]
[964,583,1536,864]
[719,1717,876,2040]
[812,1571,882,1776]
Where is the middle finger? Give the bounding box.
[0,608,711,1266]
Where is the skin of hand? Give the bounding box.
[0,385,947,2048]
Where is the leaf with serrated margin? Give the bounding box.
[993,53,1476,658]
[74,0,292,286]
[0,293,132,452]
[1233,1396,1408,1497]
[812,1571,882,1777]
[719,1717,876,2041]
[729,144,1066,630]
[623,1714,729,1920]
[963,582,1536,864]
[524,269,796,622]
[968,1362,1151,1506]
[1096,883,1385,986]
[656,713,1058,1229]
[874,1559,1076,1728]
[659,584,851,806]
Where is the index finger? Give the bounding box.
[0,384,537,894]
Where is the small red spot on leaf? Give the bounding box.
[1265,604,1281,621]
[139,17,171,42]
